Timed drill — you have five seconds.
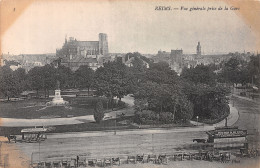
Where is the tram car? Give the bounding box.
[21,126,48,143]
[206,126,247,149]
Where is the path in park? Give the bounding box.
[190,104,239,127]
[0,95,135,127]
[44,103,239,140]
[1,94,239,130]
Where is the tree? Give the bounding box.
[147,62,179,85]
[125,52,152,65]
[181,64,216,86]
[13,68,28,94]
[28,67,44,97]
[127,55,148,94]
[133,62,193,123]
[94,100,104,123]
[29,65,57,98]
[173,93,194,122]
[247,55,260,87]
[55,65,74,89]
[182,80,230,120]
[94,60,130,109]
[74,65,94,94]
[0,66,23,100]
[134,98,148,112]
[218,57,248,85]
[180,62,231,121]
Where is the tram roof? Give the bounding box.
[206,126,247,137]
[21,127,48,133]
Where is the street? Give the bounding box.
[232,97,260,149]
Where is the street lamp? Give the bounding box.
[196,116,199,126]
[39,139,41,163]
[114,113,117,135]
[232,86,235,107]
[152,134,154,153]
[31,152,34,166]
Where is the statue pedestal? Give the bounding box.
[48,90,68,105]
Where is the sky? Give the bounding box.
[1,0,257,55]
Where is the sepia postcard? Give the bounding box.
[0,0,260,167]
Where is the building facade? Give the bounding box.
[56,33,109,71]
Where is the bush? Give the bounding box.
[117,100,126,108]
[94,100,104,123]
[134,110,158,124]
[159,112,174,124]
[197,104,230,124]
[135,111,176,124]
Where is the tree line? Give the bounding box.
[0,53,259,124]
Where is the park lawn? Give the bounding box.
[0,97,113,119]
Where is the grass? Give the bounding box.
[201,112,230,125]
[0,97,124,119]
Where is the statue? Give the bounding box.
[46,80,68,105]
[57,80,60,90]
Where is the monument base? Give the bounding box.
[46,90,68,106]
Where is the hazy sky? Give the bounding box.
[1,0,257,55]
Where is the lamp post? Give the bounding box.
[39,140,40,163]
[114,113,117,135]
[196,116,199,126]
[31,153,33,166]
[232,85,235,107]
[152,134,154,153]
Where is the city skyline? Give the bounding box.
[1,1,258,55]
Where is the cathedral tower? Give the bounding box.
[99,33,108,55]
[197,42,201,56]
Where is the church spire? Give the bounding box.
[197,41,201,56]
[65,34,67,44]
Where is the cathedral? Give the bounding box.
[56,33,109,71]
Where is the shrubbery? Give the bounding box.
[134,110,174,125]
[159,112,174,124]
[134,110,158,124]
[94,100,104,123]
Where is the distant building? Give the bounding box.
[170,49,183,74]
[0,58,5,66]
[153,50,171,63]
[20,54,56,72]
[56,33,109,71]
[10,64,22,71]
[1,53,56,72]
[151,41,255,74]
[125,56,150,68]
